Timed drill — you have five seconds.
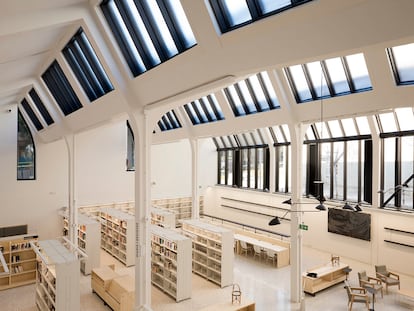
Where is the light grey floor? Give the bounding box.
[1,247,413,311]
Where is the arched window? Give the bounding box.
[17,110,35,180]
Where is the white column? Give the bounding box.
[132,111,153,311]
[289,123,306,309]
[64,134,78,247]
[190,139,200,219]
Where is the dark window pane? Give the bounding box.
[17,111,35,180]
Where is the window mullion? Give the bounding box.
[257,73,274,108]
[302,64,318,100]
[156,0,185,52]
[341,57,356,93]
[320,60,335,96]
[245,78,262,112]
[199,98,214,122]
[234,83,249,114]
[246,0,260,20]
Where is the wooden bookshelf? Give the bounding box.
[0,234,38,291]
[181,219,234,288]
[32,238,82,311]
[151,207,176,229]
[151,225,192,302]
[152,196,204,226]
[100,208,135,266]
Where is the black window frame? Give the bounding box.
[17,110,36,180]
[28,88,54,126]
[20,98,44,131]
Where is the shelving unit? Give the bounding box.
[152,196,204,226]
[181,219,234,288]
[302,262,349,295]
[0,234,38,290]
[151,207,176,229]
[100,208,135,266]
[32,238,84,311]
[151,225,192,302]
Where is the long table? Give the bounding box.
[302,262,349,295]
[234,233,289,268]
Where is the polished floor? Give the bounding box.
[1,246,413,311]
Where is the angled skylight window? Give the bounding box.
[21,99,43,131]
[42,60,83,116]
[184,94,224,125]
[209,0,313,33]
[157,110,181,131]
[286,53,372,103]
[62,28,114,102]
[341,118,357,136]
[101,0,197,77]
[28,88,54,126]
[395,107,414,131]
[224,71,280,117]
[377,108,414,133]
[327,120,343,138]
[388,42,414,85]
[269,125,290,143]
[355,116,370,135]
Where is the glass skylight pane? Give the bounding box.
[194,100,208,123]
[185,103,200,124]
[307,61,329,97]
[378,112,397,132]
[325,57,350,94]
[226,86,245,116]
[238,80,256,113]
[228,135,238,147]
[346,53,372,90]
[146,0,177,57]
[248,75,267,110]
[328,120,343,137]
[288,65,312,101]
[355,116,370,135]
[215,137,225,149]
[261,71,279,107]
[202,97,217,121]
[395,107,414,131]
[340,118,357,136]
[390,43,414,84]
[281,124,290,142]
[166,0,196,47]
[220,0,251,27]
[258,0,291,13]
[237,134,247,146]
[244,133,254,146]
[208,95,224,119]
[305,125,315,140]
[251,130,262,145]
[272,126,285,143]
[315,122,329,139]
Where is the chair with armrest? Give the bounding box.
[344,281,369,311]
[375,265,400,294]
[358,270,383,300]
[239,241,252,256]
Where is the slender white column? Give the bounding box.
[190,139,200,219]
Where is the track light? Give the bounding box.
[354,203,362,212]
[282,198,292,205]
[268,217,281,226]
[315,203,326,211]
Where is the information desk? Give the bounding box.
[302,262,349,295]
[198,299,255,311]
[234,233,289,268]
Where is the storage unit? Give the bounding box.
[181,219,234,288]
[151,207,176,228]
[100,208,135,266]
[0,234,38,290]
[302,262,349,295]
[32,238,83,311]
[152,196,204,226]
[151,225,192,302]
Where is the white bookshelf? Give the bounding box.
[152,196,204,226]
[181,219,234,288]
[151,207,176,229]
[151,225,192,302]
[100,208,135,267]
[32,238,82,311]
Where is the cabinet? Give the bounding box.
[61,213,100,275]
[302,262,349,295]
[151,207,176,229]
[100,208,135,266]
[32,238,83,311]
[0,234,38,290]
[181,219,234,288]
[151,225,192,301]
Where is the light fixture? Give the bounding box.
[282,198,292,205]
[268,200,326,226]
[354,203,362,212]
[342,202,355,211]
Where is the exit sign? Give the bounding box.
[299,224,309,231]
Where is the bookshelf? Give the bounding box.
[151,207,176,229]
[0,234,38,290]
[152,196,204,226]
[181,219,234,288]
[100,208,135,266]
[32,238,83,311]
[151,225,192,302]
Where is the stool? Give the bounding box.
[232,283,241,304]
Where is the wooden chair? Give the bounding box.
[375,265,400,293]
[239,241,252,256]
[358,270,383,300]
[344,281,369,311]
[265,249,277,266]
[252,244,263,260]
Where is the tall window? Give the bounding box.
[126,121,135,171]
[270,124,291,193]
[17,111,35,180]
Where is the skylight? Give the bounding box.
[20,99,43,131]
[184,94,224,125]
[388,42,414,85]
[377,107,414,133]
[28,88,54,126]
[157,109,182,132]
[286,53,372,103]
[101,0,197,77]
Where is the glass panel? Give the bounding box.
[226,150,233,185]
[257,148,264,190]
[248,75,268,110]
[401,136,413,210]
[320,143,331,199]
[219,151,226,184]
[395,107,414,131]
[201,97,217,121]
[315,122,330,139]
[307,61,329,97]
[237,133,247,147]
[249,149,256,187]
[193,100,209,123]
[126,123,135,171]
[346,53,372,90]
[332,142,344,200]
[258,0,291,13]
[244,133,255,146]
[215,137,225,149]
[346,140,359,202]
[260,71,279,108]
[242,149,249,187]
[17,112,35,180]
[277,146,287,192]
[390,43,414,83]
[355,116,370,135]
[325,57,350,94]
[273,126,285,143]
[327,120,343,137]
[341,118,357,136]
[251,130,262,145]
[281,124,290,142]
[238,80,256,113]
[220,0,251,27]
[165,0,196,47]
[288,65,312,102]
[305,125,315,140]
[226,86,245,116]
[185,103,200,124]
[378,112,397,133]
[383,138,396,206]
[228,135,238,147]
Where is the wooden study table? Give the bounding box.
[302,262,349,295]
[198,299,255,311]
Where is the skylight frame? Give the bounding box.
[184,94,224,125]
[28,88,54,126]
[157,109,182,131]
[20,98,44,131]
[387,42,414,86]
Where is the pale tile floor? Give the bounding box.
[2,247,413,311]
